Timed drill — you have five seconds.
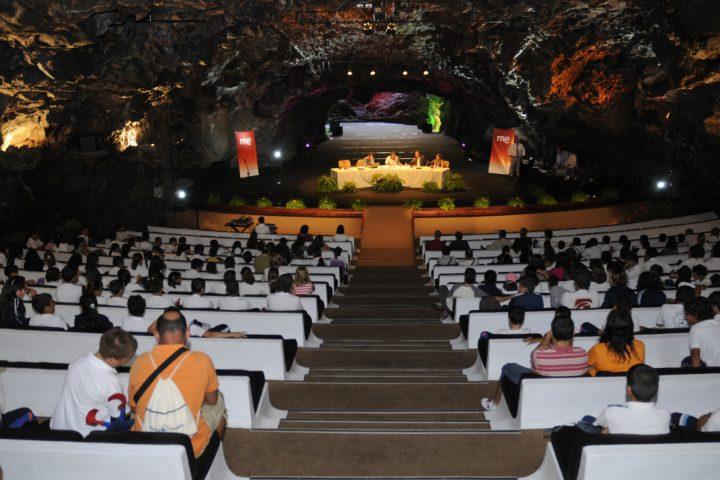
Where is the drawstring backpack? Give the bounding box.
[134,347,199,435]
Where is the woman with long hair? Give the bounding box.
[239,266,268,295]
[291,266,314,296]
[587,308,645,376]
[636,271,667,306]
[0,276,36,327]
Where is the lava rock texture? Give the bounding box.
[0,0,719,229]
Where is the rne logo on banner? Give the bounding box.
[238,137,252,145]
[496,136,511,144]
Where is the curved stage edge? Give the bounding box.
[166,200,658,240]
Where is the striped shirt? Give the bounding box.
[531,345,588,377]
[291,282,314,296]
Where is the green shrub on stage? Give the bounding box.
[229,196,247,207]
[443,173,465,192]
[437,197,455,211]
[600,186,619,201]
[473,196,490,208]
[206,192,222,205]
[255,197,273,208]
[285,198,306,209]
[372,174,404,193]
[528,184,547,199]
[318,197,337,210]
[403,199,423,210]
[508,196,525,208]
[317,175,339,193]
[351,199,366,211]
[571,191,590,203]
[422,181,441,193]
[538,194,558,205]
[340,181,357,193]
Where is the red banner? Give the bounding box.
[488,128,515,175]
[235,130,259,178]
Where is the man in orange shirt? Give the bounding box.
[128,308,226,457]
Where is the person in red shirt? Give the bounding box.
[425,230,445,251]
[481,314,588,411]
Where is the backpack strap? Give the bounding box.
[133,347,188,405]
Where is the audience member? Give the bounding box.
[267,274,303,311]
[684,297,720,368]
[291,266,314,296]
[560,269,599,309]
[658,286,695,328]
[29,293,70,330]
[587,309,645,376]
[449,232,470,252]
[74,294,113,333]
[487,230,512,251]
[0,276,35,327]
[497,307,531,334]
[425,230,445,252]
[217,281,250,310]
[601,268,635,308]
[120,295,148,332]
[635,271,667,307]
[182,279,214,309]
[508,277,543,310]
[57,266,83,303]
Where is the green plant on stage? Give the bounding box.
[373,174,404,193]
[340,181,357,193]
[599,186,619,201]
[285,198,306,209]
[571,191,590,203]
[351,199,366,211]
[255,197,273,208]
[317,175,339,193]
[443,173,465,192]
[206,192,222,205]
[422,181,441,193]
[508,196,525,208]
[318,196,337,210]
[437,197,456,211]
[538,194,558,205]
[403,199,423,210]
[473,196,491,208]
[229,196,247,207]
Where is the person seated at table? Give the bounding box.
[411,150,425,167]
[385,151,400,166]
[430,153,444,168]
[361,153,376,167]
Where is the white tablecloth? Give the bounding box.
[330,166,451,189]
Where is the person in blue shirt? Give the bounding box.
[508,277,544,310]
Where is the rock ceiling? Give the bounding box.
[0,0,718,181]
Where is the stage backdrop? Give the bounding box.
[235,130,259,178]
[488,128,515,175]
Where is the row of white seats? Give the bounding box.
[466,331,689,381]
[485,369,720,430]
[23,300,321,348]
[0,329,307,381]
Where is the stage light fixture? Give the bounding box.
[422,70,429,76]
[370,70,376,76]
[273,150,282,159]
[176,189,187,200]
[402,70,408,76]
[386,22,397,34]
[347,70,353,76]
[363,22,374,34]
[656,180,668,190]
[305,142,311,149]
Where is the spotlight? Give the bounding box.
[402,70,408,76]
[460,142,467,148]
[386,22,397,34]
[370,70,376,76]
[305,142,311,149]
[273,150,282,159]
[422,70,429,76]
[363,22,374,34]
[656,180,668,190]
[347,70,353,76]
[176,189,187,200]
[665,112,671,120]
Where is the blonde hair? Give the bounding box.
[294,266,310,285]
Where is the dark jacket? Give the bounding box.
[508,292,544,311]
[74,313,113,333]
[601,285,636,309]
[1,297,28,328]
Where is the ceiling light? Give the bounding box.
[347,70,353,76]
[422,70,429,76]
[370,70,376,76]
[402,70,408,76]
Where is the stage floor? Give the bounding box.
[216,122,543,206]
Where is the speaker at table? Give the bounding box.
[338,160,351,169]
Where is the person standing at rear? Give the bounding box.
[508,135,525,179]
[128,309,226,458]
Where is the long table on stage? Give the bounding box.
[330,165,451,189]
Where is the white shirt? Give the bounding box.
[680,258,703,269]
[120,315,148,332]
[508,143,525,158]
[497,327,531,335]
[26,237,44,249]
[56,283,83,303]
[332,234,348,242]
[583,246,602,260]
[29,313,70,330]
[145,295,175,309]
[50,353,126,437]
[595,401,670,434]
[216,296,251,311]
[689,318,720,366]
[254,223,270,235]
[106,296,128,307]
[267,292,303,311]
[385,155,400,166]
[239,282,269,296]
[182,294,214,310]
[704,257,720,271]
[560,289,599,309]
